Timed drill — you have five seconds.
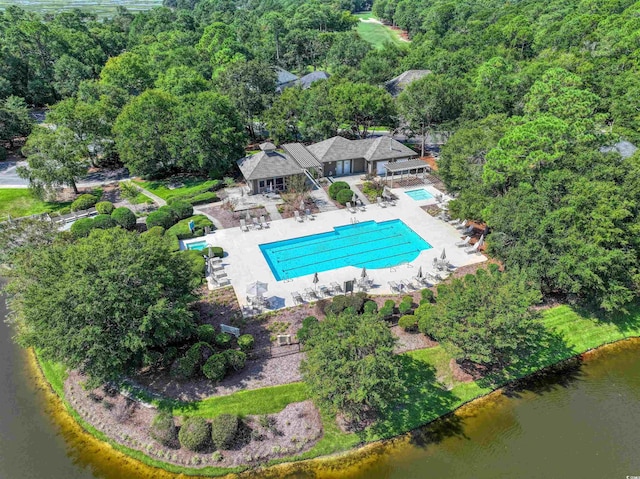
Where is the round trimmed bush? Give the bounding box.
[95,201,115,215]
[202,354,227,382]
[178,416,211,452]
[237,334,254,352]
[398,297,413,315]
[398,314,417,332]
[150,411,178,447]
[420,288,435,304]
[335,188,354,205]
[145,225,165,236]
[146,209,175,230]
[70,218,95,238]
[71,194,99,212]
[93,214,116,229]
[170,356,197,380]
[328,181,349,200]
[187,341,214,366]
[197,324,216,343]
[223,349,246,371]
[210,414,239,450]
[209,246,223,258]
[363,300,378,314]
[111,207,137,230]
[215,332,233,349]
[162,346,178,366]
[169,200,194,220]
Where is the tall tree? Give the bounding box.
[0,95,32,149]
[330,82,396,138]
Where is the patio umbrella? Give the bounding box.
[300,199,305,210]
[245,211,251,221]
[361,267,368,279]
[312,272,319,290]
[440,248,447,261]
[246,281,268,297]
[417,266,423,278]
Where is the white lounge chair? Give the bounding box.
[294,210,304,222]
[318,284,331,296]
[305,208,315,220]
[449,218,461,226]
[386,196,397,206]
[240,219,249,232]
[346,202,357,213]
[252,217,262,229]
[455,236,471,247]
[401,279,417,291]
[388,281,402,293]
[260,215,269,228]
[377,197,387,208]
[455,219,468,230]
[356,199,366,211]
[465,242,482,254]
[304,288,318,300]
[330,281,343,294]
[461,225,474,235]
[292,291,304,304]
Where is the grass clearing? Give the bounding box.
[355,13,406,49]
[133,178,220,202]
[0,189,71,220]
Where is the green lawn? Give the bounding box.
[35,302,640,475]
[133,178,221,201]
[355,13,406,49]
[0,189,71,220]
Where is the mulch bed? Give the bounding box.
[277,196,321,219]
[197,205,272,229]
[64,372,322,468]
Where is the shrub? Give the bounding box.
[162,346,178,366]
[237,334,254,351]
[70,217,94,238]
[328,181,349,200]
[398,296,413,315]
[378,300,395,320]
[215,332,233,349]
[197,324,216,343]
[181,250,206,282]
[325,293,367,316]
[202,354,227,381]
[93,214,116,229]
[210,414,239,450]
[420,288,435,304]
[95,201,115,215]
[170,356,197,380]
[297,316,319,343]
[209,246,223,258]
[398,314,418,332]
[143,350,162,367]
[223,349,246,371]
[363,300,378,314]
[169,200,194,220]
[111,207,137,230]
[336,188,354,205]
[145,225,165,237]
[178,417,210,452]
[149,411,178,447]
[71,194,99,212]
[146,209,175,230]
[189,192,218,205]
[187,341,213,366]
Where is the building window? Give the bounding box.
[259,180,265,188]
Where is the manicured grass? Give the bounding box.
[0,189,71,220]
[355,13,406,49]
[165,215,214,238]
[133,178,220,201]
[35,303,640,476]
[37,352,68,398]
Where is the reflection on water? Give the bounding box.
[1,277,640,479]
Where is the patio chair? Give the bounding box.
[294,210,304,223]
[414,275,431,287]
[401,279,416,291]
[465,241,482,254]
[448,218,461,226]
[377,197,387,208]
[455,219,468,230]
[356,199,366,211]
[305,208,315,220]
[240,218,249,232]
[330,281,343,294]
[425,271,439,282]
[304,288,318,300]
[252,217,262,229]
[346,202,357,213]
[291,291,304,304]
[318,284,331,296]
[386,196,397,206]
[388,281,402,293]
[455,236,471,247]
[259,215,269,228]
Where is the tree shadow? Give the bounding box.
[501,356,584,399]
[572,302,640,335]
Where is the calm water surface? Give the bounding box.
[1,281,639,479]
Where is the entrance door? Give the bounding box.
[343,159,352,174]
[336,160,352,176]
[335,161,343,176]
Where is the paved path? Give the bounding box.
[263,204,283,220]
[310,187,338,212]
[135,186,166,206]
[193,206,224,230]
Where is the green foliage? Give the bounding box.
[146,209,176,230]
[296,316,319,344]
[398,296,414,315]
[336,188,355,205]
[209,246,224,258]
[149,411,178,447]
[398,314,417,332]
[144,226,165,237]
[202,354,227,382]
[223,350,246,371]
[70,217,95,238]
[301,311,401,422]
[420,289,435,304]
[363,300,379,314]
[215,333,233,349]
[95,201,114,215]
[6,228,197,387]
[328,181,350,200]
[168,200,193,220]
[210,414,239,450]
[197,324,216,343]
[70,194,99,212]
[325,293,368,316]
[165,215,214,240]
[237,334,255,352]
[92,214,116,230]
[329,82,396,138]
[187,192,218,205]
[178,416,211,452]
[180,250,206,284]
[416,267,542,368]
[111,207,137,230]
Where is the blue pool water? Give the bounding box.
[186,240,208,251]
[260,220,432,281]
[405,188,434,201]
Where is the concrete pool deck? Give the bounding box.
[183,184,487,312]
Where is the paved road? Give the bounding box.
[0,161,131,188]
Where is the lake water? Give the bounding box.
[1,279,639,479]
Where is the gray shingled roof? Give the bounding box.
[275,67,298,86]
[360,136,417,161]
[385,70,432,97]
[281,143,322,168]
[237,151,303,181]
[306,136,416,163]
[297,71,330,89]
[600,140,638,159]
[384,158,431,172]
[259,142,277,152]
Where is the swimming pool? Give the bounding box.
[186,240,208,251]
[260,219,432,281]
[405,188,434,201]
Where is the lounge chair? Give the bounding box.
[252,217,262,229]
[305,208,315,220]
[414,275,431,287]
[377,197,387,208]
[240,219,249,232]
[455,219,468,230]
[401,279,417,291]
[461,225,474,235]
[260,215,269,228]
[425,271,439,282]
[388,281,402,293]
[455,236,471,247]
[386,196,397,206]
[346,202,357,213]
[465,242,482,254]
[356,199,366,211]
[291,291,304,304]
[294,210,304,223]
[304,288,318,300]
[319,284,331,296]
[330,281,343,294]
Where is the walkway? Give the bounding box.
[310,186,338,212]
[136,186,166,206]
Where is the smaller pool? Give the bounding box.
[405,188,434,201]
[186,240,208,251]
